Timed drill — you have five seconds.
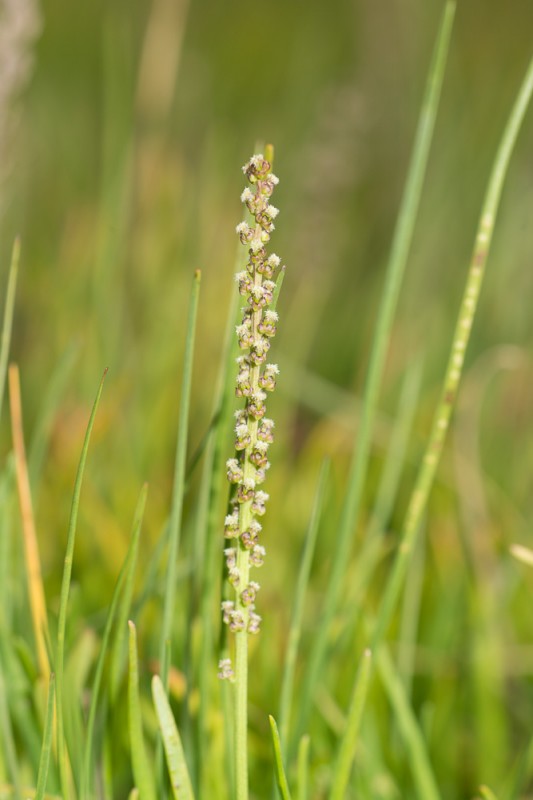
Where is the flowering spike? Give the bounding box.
[220,150,285,650]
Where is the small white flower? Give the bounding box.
[235,423,248,438]
[254,440,269,454]
[266,205,279,219]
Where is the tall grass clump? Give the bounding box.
[1,4,533,800]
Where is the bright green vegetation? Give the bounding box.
[1,2,533,799]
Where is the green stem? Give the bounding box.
[295,0,456,742]
[372,54,533,650]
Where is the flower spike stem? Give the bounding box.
[220,149,285,800]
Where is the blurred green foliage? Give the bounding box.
[1,1,533,796]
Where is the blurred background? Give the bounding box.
[1,0,533,794]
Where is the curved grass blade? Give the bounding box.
[0,238,20,427]
[376,647,441,800]
[55,368,107,800]
[35,673,56,800]
[269,716,292,800]
[81,484,148,799]
[297,0,456,738]
[128,621,156,800]
[371,53,533,652]
[329,649,372,800]
[152,675,195,800]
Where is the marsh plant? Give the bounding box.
[1,3,533,800]
[220,150,284,796]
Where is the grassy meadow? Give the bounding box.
[1,1,533,798]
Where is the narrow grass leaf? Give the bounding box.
[81,484,148,799]
[371,53,533,653]
[35,673,55,800]
[296,735,310,800]
[110,484,149,699]
[152,675,195,800]
[128,621,156,800]
[159,269,201,686]
[297,1,456,738]
[377,647,441,800]
[0,238,20,427]
[342,361,423,643]
[329,649,372,800]
[278,460,329,747]
[55,369,107,800]
[269,716,293,800]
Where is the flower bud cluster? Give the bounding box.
[218,154,284,677]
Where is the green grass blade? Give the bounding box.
[297,0,456,737]
[109,484,149,699]
[128,621,156,800]
[342,361,423,637]
[269,716,293,800]
[159,269,201,684]
[329,649,372,800]
[376,647,441,800]
[55,369,107,800]
[371,53,533,653]
[278,460,329,747]
[0,238,20,428]
[35,673,56,800]
[296,735,310,800]
[152,675,195,800]
[0,657,22,800]
[81,484,148,799]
